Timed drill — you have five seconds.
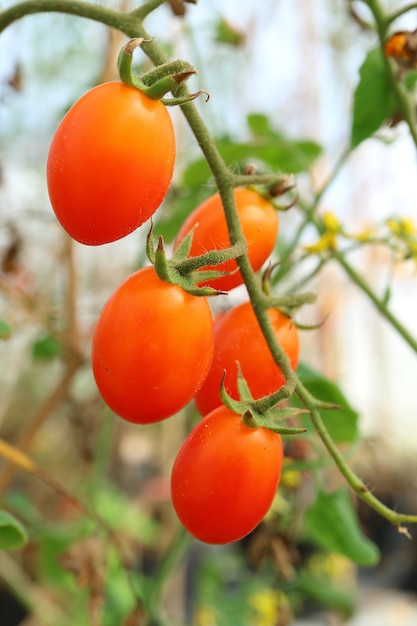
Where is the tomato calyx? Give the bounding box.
[146,223,246,297]
[118,38,209,105]
[261,265,317,318]
[219,367,308,436]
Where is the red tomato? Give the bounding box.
[92,266,213,424]
[171,405,283,544]
[47,82,175,245]
[195,302,299,416]
[174,188,278,291]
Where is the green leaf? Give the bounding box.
[0,510,28,550]
[295,363,359,443]
[0,319,12,340]
[214,18,244,47]
[351,47,397,148]
[295,570,355,616]
[247,113,277,138]
[405,70,417,91]
[305,488,380,566]
[218,136,321,174]
[32,333,62,360]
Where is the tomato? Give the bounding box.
[195,302,299,416]
[174,188,278,291]
[171,405,283,544]
[92,266,213,424]
[47,82,175,245]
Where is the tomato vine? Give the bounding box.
[1,0,417,623]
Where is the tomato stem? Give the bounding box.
[118,39,200,101]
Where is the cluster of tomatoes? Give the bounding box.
[46,79,300,545]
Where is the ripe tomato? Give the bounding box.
[171,405,283,544]
[47,82,175,245]
[195,302,299,416]
[174,188,278,291]
[92,266,213,424]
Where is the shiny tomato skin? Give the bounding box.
[174,188,278,291]
[171,405,283,544]
[195,302,299,416]
[92,266,213,424]
[47,82,175,245]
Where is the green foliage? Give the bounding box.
[157,113,321,241]
[294,569,355,617]
[351,47,397,148]
[0,510,28,550]
[295,363,359,443]
[31,332,62,360]
[305,488,380,566]
[214,18,245,46]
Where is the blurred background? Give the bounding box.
[0,0,417,624]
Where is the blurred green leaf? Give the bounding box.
[93,486,160,545]
[405,70,417,91]
[214,18,244,46]
[351,47,397,148]
[159,114,321,242]
[32,333,62,360]
[247,113,277,138]
[305,488,380,566]
[295,570,355,616]
[0,510,28,550]
[0,319,12,340]
[295,362,359,443]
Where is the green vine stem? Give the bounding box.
[304,402,417,530]
[331,248,417,354]
[386,3,417,25]
[0,0,136,35]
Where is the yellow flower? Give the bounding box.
[322,211,341,233]
[307,552,355,583]
[304,211,342,254]
[304,231,337,254]
[347,227,374,242]
[386,216,417,237]
[249,589,290,626]
[280,457,302,490]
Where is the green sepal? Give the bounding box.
[219,371,247,415]
[117,38,201,103]
[219,367,307,436]
[264,291,317,317]
[161,90,210,106]
[235,362,254,402]
[146,223,246,296]
[241,408,308,436]
[146,225,225,296]
[172,228,195,260]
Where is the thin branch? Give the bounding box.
[0,0,140,36]
[331,249,417,354]
[305,402,417,527]
[386,3,417,26]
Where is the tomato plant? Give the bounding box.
[195,302,299,415]
[171,405,283,544]
[174,187,279,291]
[47,81,175,245]
[92,266,213,424]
